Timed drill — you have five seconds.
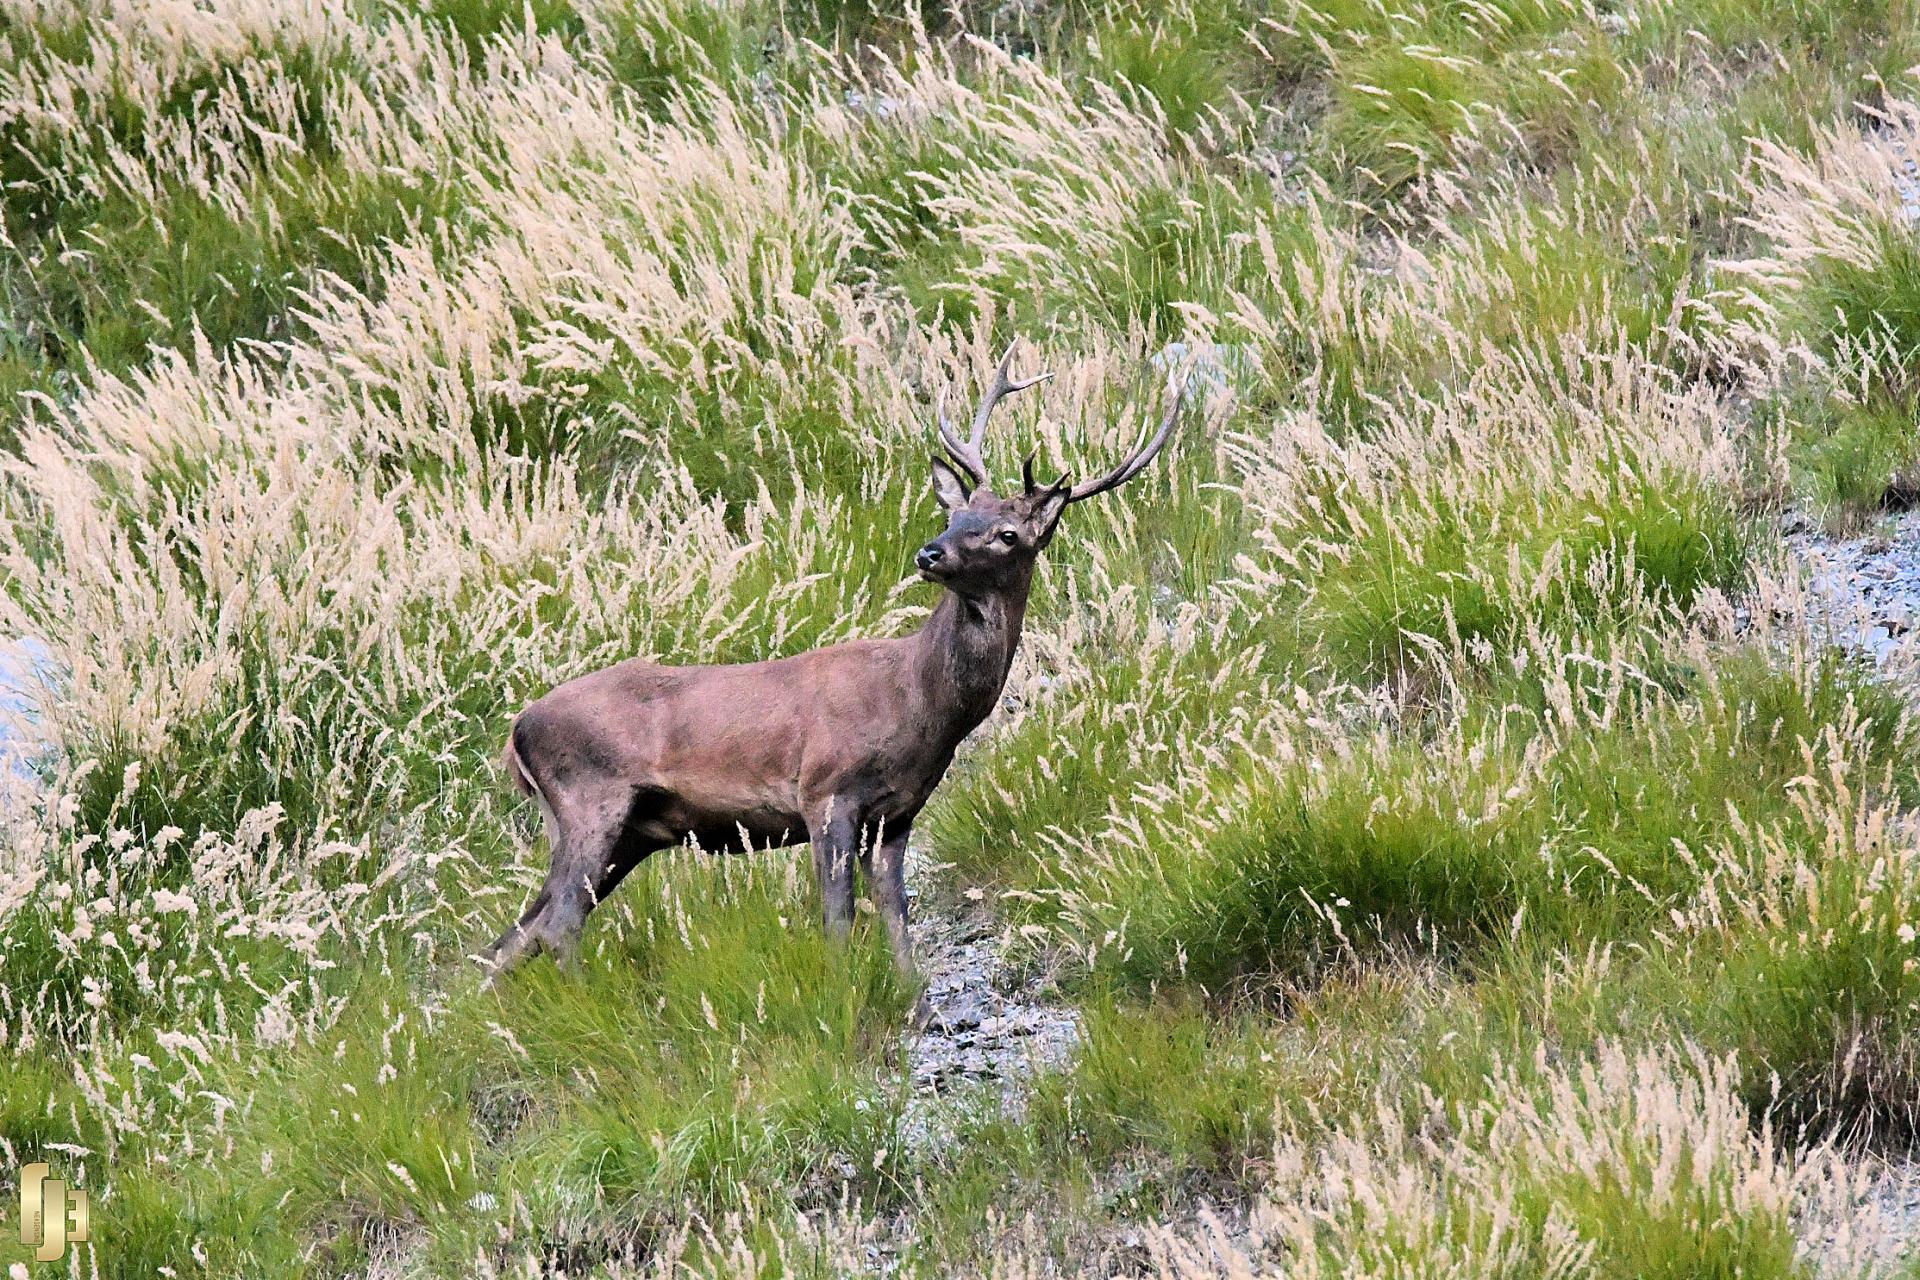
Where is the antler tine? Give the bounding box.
[935,390,980,485]
[938,344,1052,488]
[1065,368,1186,505]
[973,346,1052,436]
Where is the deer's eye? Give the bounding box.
[998,530,1019,546]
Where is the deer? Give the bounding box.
[481,343,1184,1011]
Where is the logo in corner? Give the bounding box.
[18,1162,88,1263]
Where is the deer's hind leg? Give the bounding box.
[485,786,648,973]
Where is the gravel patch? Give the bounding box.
[1887,132,1920,225]
[895,846,1082,1153]
[1850,1159,1920,1273]
[1786,509,1920,667]
[906,901,1081,1099]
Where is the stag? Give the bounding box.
[482,345,1184,999]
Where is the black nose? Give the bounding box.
[916,545,943,571]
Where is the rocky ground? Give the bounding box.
[1854,1160,1920,1275]
[905,896,1081,1102]
[899,844,1081,1136]
[1790,509,1920,666]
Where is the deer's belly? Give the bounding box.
[637,790,805,854]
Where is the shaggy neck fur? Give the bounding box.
[913,575,1033,737]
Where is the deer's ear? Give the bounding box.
[930,456,972,510]
[1031,482,1070,546]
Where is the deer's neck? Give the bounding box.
[915,583,1030,735]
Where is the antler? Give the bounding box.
[1063,367,1186,504]
[938,343,1052,489]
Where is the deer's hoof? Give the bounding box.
[477,925,539,982]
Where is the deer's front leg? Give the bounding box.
[872,824,933,1029]
[810,802,857,943]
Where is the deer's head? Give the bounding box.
[915,346,1185,597]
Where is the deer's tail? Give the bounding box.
[501,717,540,799]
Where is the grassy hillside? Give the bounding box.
[5,0,1920,1273]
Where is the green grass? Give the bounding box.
[1806,225,1920,369]
[974,648,1906,996]
[9,162,464,377]
[1754,179,1920,523]
[1073,2,1248,135]
[1305,479,1751,683]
